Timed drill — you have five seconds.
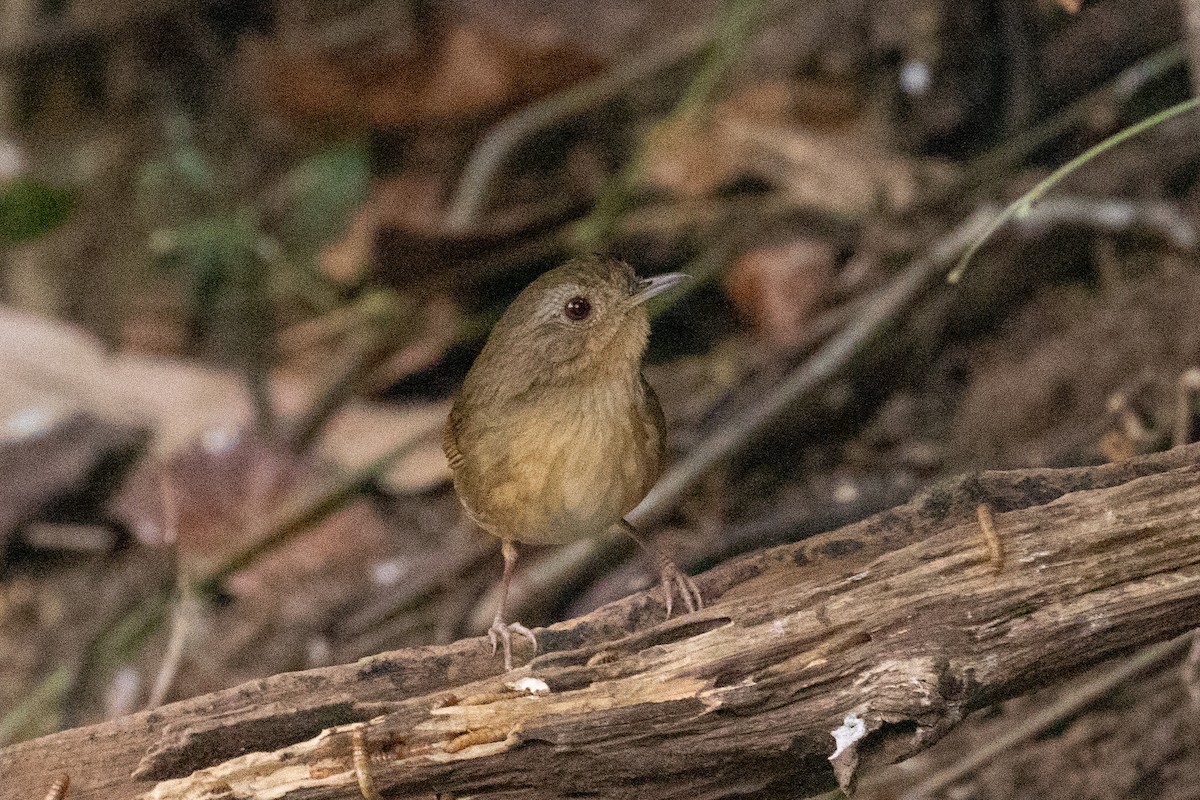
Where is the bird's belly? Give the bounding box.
[479,403,655,544]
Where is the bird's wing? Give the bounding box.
[443,403,466,471]
[640,375,667,491]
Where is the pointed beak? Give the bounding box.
[632,272,688,305]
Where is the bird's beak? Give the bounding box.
[632,272,688,305]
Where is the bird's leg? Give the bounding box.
[620,520,703,616]
[488,540,537,670]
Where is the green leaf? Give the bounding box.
[165,208,261,285]
[281,141,371,262]
[0,179,74,247]
[170,142,217,193]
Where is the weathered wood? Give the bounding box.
[4,445,1200,800]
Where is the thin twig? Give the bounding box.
[1181,1,1200,92]
[1182,630,1200,707]
[243,242,278,439]
[1173,367,1200,448]
[964,44,1186,186]
[445,0,800,232]
[145,583,198,709]
[572,0,769,252]
[901,628,1199,800]
[286,290,409,453]
[1007,195,1197,249]
[146,469,189,709]
[196,433,430,594]
[444,27,712,231]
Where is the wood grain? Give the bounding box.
[4,445,1200,799]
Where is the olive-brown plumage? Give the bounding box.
[444,256,701,669]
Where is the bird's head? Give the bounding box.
[471,256,686,390]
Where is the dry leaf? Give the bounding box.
[642,117,736,199]
[725,120,928,215]
[725,238,836,347]
[249,24,604,132]
[112,432,393,588]
[110,431,400,702]
[639,78,953,216]
[0,306,447,493]
[318,400,451,492]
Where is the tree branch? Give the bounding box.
[4,445,1200,799]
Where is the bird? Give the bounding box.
[443,255,703,670]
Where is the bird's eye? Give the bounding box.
[563,295,592,321]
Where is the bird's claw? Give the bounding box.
[659,562,703,617]
[487,619,537,671]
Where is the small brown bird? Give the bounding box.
[444,256,702,670]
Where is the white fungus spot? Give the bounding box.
[0,137,25,179]
[830,712,867,759]
[505,677,550,696]
[833,480,859,504]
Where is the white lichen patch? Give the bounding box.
[505,676,551,696]
[829,712,867,759]
[829,710,878,790]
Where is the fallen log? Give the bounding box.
[4,445,1200,799]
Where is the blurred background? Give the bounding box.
[2,0,1199,795]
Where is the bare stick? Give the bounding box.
[145,585,198,710]
[1173,367,1200,448]
[630,208,995,528]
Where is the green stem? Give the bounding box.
[950,95,1200,283]
[287,289,408,453]
[572,0,768,252]
[0,666,73,746]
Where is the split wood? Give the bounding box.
[4,444,1200,799]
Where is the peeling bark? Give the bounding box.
[4,445,1200,799]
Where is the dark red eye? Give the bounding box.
[563,295,592,321]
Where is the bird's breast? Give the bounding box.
[462,383,660,545]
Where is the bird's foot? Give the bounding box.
[658,559,703,617]
[487,618,537,671]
